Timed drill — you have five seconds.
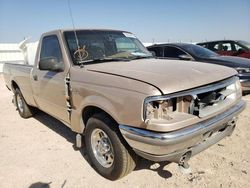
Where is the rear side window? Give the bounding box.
[163,46,186,58]
[40,35,62,61]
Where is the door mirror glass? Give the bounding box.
[39,57,64,72]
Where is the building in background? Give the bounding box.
[0,43,24,72]
[0,40,38,73]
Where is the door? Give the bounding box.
[32,35,70,124]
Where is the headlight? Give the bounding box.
[226,79,242,100]
[144,98,172,121]
[143,95,193,122]
[236,67,250,74]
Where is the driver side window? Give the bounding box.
[40,35,62,62]
[163,46,186,58]
[234,43,246,51]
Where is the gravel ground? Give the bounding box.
[0,74,250,188]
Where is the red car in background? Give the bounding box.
[197,40,250,59]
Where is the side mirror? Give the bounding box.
[39,57,64,72]
[178,54,193,61]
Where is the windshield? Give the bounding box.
[237,40,250,49]
[64,30,152,64]
[182,44,219,58]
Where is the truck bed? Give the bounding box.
[3,63,35,106]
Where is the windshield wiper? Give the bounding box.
[76,57,130,66]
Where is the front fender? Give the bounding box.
[70,95,120,133]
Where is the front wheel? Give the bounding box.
[15,88,36,118]
[85,113,136,180]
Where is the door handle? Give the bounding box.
[33,75,38,81]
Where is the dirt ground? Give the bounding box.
[0,74,249,188]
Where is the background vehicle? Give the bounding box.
[147,43,250,93]
[3,29,246,180]
[197,40,250,59]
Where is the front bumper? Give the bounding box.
[119,100,246,162]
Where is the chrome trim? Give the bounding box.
[91,128,114,168]
[143,76,238,120]
[120,100,246,157]
[133,123,235,162]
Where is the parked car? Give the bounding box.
[197,40,250,59]
[147,43,250,93]
[3,29,246,180]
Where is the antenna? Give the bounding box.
[67,0,80,49]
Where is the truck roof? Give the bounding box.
[44,28,131,35]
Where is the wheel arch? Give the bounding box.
[70,98,122,134]
[11,80,19,91]
[82,105,118,131]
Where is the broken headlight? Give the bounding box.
[143,95,193,123]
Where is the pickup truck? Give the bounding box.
[3,29,246,180]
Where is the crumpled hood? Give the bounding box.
[86,58,237,94]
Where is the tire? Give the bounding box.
[85,113,136,180]
[15,88,36,118]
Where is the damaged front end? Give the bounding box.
[143,76,242,131]
[119,76,245,168]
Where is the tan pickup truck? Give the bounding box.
[3,29,246,180]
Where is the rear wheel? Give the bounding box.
[85,113,136,180]
[15,88,36,118]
